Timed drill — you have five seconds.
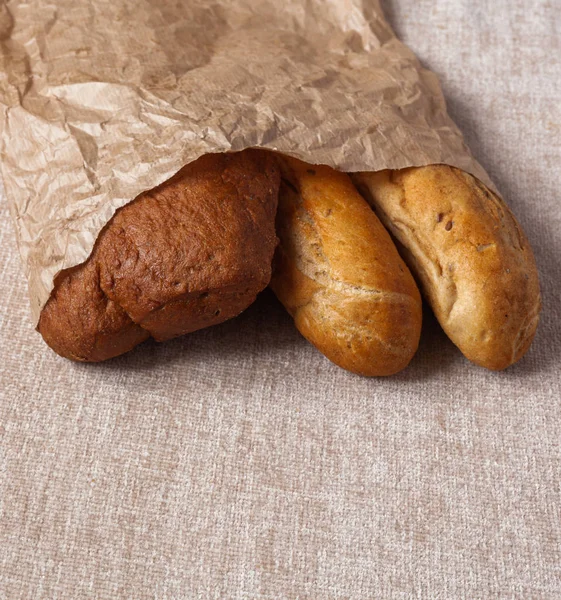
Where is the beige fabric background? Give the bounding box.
[1,0,560,598]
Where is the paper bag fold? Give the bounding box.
[0,0,494,324]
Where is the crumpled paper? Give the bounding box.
[0,0,495,325]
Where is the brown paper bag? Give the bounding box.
[0,0,494,324]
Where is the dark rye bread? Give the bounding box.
[39,150,280,361]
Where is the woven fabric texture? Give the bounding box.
[1,0,560,597]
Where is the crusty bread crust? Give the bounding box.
[271,156,422,376]
[39,150,280,361]
[353,166,541,370]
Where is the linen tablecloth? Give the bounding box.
[1,0,560,597]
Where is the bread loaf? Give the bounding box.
[352,166,541,370]
[39,150,280,361]
[270,156,422,376]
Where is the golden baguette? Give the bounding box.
[271,156,422,376]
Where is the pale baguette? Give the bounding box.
[352,166,541,370]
